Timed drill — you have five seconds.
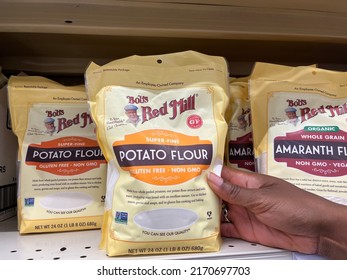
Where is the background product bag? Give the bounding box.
[225,76,254,172]
[85,50,230,256]
[250,62,347,204]
[8,76,107,234]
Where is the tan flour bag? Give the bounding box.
[225,76,254,172]
[85,50,230,256]
[250,62,317,81]
[8,76,107,234]
[250,62,347,203]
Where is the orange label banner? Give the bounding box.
[113,129,212,185]
[26,137,106,175]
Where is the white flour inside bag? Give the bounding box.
[85,51,230,256]
[8,76,107,234]
[250,62,347,203]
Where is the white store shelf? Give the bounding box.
[0,217,293,260]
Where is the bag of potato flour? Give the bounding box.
[85,51,230,256]
[250,62,347,202]
[8,76,107,234]
[225,77,254,172]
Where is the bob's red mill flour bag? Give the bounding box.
[85,50,230,256]
[250,62,347,204]
[225,77,254,172]
[8,76,107,234]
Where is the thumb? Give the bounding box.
[207,171,255,207]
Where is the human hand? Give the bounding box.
[207,165,339,256]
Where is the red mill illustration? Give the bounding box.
[141,94,196,123]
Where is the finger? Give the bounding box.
[220,206,257,240]
[221,223,241,239]
[221,166,261,189]
[207,171,256,207]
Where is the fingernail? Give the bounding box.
[207,172,224,186]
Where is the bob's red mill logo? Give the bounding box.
[125,94,197,124]
[285,99,347,124]
[45,110,94,133]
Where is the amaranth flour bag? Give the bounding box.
[225,76,254,172]
[250,62,347,203]
[85,51,230,256]
[8,76,107,234]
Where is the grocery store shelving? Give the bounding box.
[0,216,293,260]
[1,1,347,76]
[0,0,345,260]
